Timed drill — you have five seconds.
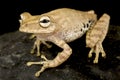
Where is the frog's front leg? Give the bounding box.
[30,39,52,57]
[30,39,41,56]
[27,37,72,77]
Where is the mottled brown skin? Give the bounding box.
[19,8,110,77]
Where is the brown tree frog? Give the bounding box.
[19,8,110,77]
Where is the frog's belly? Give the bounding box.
[62,27,89,43]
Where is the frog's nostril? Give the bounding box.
[25,24,28,26]
[22,23,28,27]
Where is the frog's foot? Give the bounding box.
[93,50,106,63]
[26,55,49,67]
[26,61,46,77]
[26,59,53,77]
[26,55,49,77]
[93,43,106,63]
[88,48,99,63]
[88,49,99,63]
[93,48,106,63]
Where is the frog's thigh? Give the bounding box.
[86,14,110,48]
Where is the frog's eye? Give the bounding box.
[39,16,50,28]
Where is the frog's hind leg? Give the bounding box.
[86,14,110,63]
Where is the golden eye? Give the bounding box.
[39,16,50,28]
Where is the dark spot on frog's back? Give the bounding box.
[24,23,28,27]
[83,23,86,28]
[83,20,94,28]
[86,23,89,28]
[88,20,95,24]
[88,20,92,23]
[82,22,89,29]
[80,28,83,32]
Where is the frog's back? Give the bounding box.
[45,8,97,42]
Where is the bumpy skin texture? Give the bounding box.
[19,8,110,77]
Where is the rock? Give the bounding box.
[0,25,120,80]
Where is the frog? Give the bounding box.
[19,8,110,77]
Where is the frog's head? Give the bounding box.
[19,12,56,34]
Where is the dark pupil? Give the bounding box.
[40,19,49,23]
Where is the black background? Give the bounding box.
[0,0,119,35]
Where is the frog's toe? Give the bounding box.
[36,52,41,57]
[26,62,34,66]
[47,44,52,48]
[93,59,98,63]
[35,65,47,77]
[101,53,106,58]
[41,55,49,61]
[88,53,92,58]
[30,49,34,54]
[26,61,46,67]
[35,71,41,77]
